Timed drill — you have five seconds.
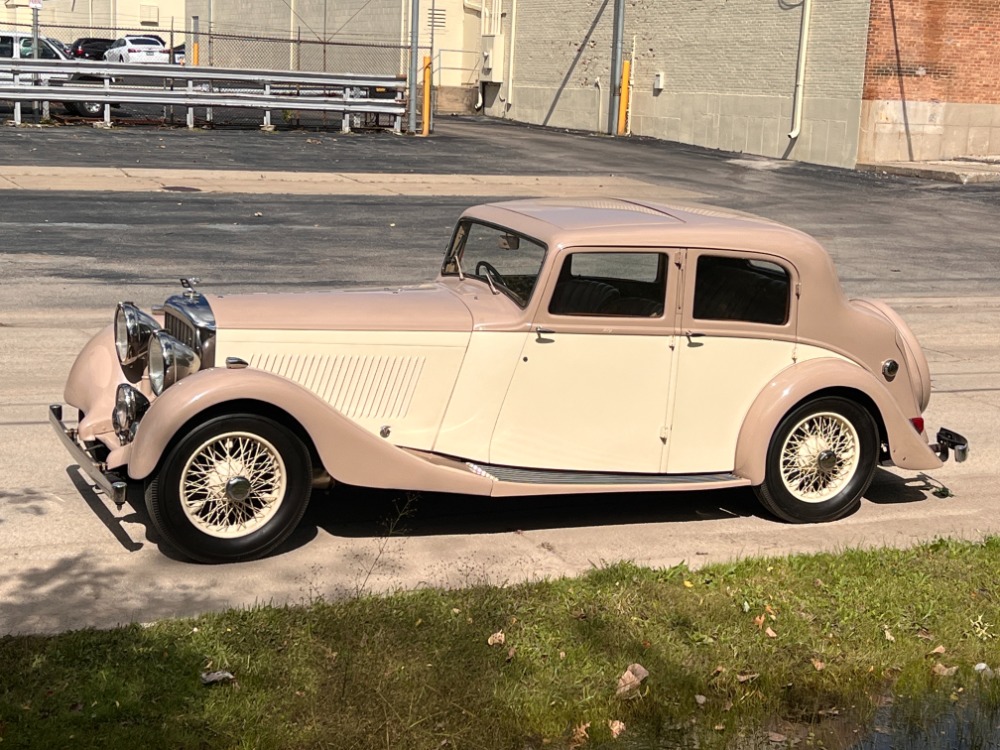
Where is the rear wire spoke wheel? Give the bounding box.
[754,397,878,523]
[146,414,312,563]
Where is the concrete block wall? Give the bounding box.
[859,0,1000,162]
[486,0,872,168]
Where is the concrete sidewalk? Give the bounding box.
[0,165,707,201]
[859,158,1000,184]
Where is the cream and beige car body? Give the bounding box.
[52,199,968,562]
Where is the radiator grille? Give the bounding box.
[164,311,197,351]
[250,353,424,419]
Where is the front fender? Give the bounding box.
[126,367,491,495]
[733,358,942,485]
[64,324,126,441]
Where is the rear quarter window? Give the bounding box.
[693,254,790,325]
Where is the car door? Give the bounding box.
[0,36,13,83]
[489,248,678,473]
[665,250,799,474]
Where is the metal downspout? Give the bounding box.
[507,0,517,109]
[788,0,812,140]
[608,0,624,135]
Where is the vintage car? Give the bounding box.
[51,199,969,563]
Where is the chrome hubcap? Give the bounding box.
[225,476,252,502]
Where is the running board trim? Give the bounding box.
[466,462,740,486]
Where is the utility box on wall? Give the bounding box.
[480,33,505,83]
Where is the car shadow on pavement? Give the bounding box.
[67,466,144,553]
[864,467,952,506]
[304,485,764,540]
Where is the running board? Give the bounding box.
[465,462,748,496]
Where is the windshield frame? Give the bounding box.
[441,219,548,309]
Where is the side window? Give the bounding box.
[0,37,13,59]
[692,254,790,325]
[549,252,667,317]
[38,40,60,59]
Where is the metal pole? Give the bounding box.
[607,0,624,135]
[32,6,39,123]
[407,0,419,134]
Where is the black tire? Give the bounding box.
[145,413,312,563]
[64,101,102,117]
[753,396,878,524]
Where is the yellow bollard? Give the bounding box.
[617,59,631,136]
[192,41,200,66]
[421,56,432,136]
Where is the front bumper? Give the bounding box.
[931,427,969,463]
[49,403,127,508]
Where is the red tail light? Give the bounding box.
[911,417,925,434]
[128,47,139,53]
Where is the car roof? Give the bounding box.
[463,198,828,266]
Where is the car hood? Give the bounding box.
[205,283,474,332]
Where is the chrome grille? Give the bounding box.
[164,310,197,351]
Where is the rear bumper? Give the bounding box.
[49,403,127,507]
[931,427,969,463]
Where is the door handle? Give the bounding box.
[535,326,555,342]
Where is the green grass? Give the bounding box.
[3,538,1000,749]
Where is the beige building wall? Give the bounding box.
[1,0,186,43]
[483,0,872,169]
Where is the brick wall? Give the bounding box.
[859,0,1000,162]
[864,0,1000,104]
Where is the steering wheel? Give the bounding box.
[475,260,508,288]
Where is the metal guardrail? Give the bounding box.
[0,59,407,132]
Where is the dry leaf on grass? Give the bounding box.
[616,663,649,697]
[569,721,590,748]
[811,658,826,671]
[932,663,958,677]
[768,731,787,743]
[737,672,760,683]
[695,694,707,706]
[608,720,626,738]
[928,645,947,656]
[487,630,505,646]
[884,628,895,642]
[765,627,777,638]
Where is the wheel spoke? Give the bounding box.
[779,411,861,503]
[178,430,287,539]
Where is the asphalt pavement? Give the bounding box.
[1,117,998,635]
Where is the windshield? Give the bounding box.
[442,221,547,308]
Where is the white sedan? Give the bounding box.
[103,36,169,64]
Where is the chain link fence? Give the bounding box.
[1,20,413,130]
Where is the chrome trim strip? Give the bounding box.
[465,462,741,485]
[49,404,127,507]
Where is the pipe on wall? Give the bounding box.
[506,0,517,108]
[788,0,812,140]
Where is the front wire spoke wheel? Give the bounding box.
[179,431,287,538]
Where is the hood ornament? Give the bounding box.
[180,277,201,299]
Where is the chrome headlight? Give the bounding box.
[115,302,160,366]
[148,331,201,396]
[112,383,150,444]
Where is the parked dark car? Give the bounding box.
[69,37,114,60]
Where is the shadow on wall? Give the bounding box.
[541,0,611,128]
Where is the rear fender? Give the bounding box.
[126,367,491,495]
[734,358,941,485]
